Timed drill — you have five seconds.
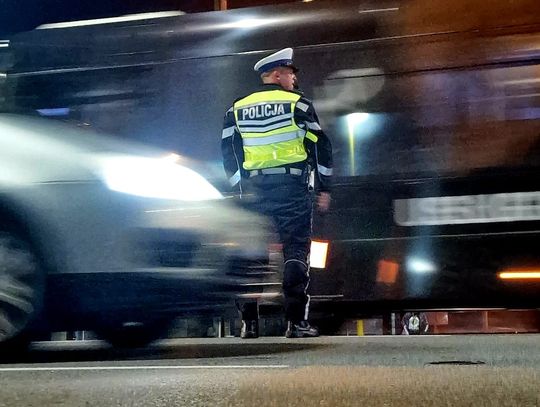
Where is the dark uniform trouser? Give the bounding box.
[240,173,312,324]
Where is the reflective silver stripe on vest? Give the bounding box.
[306,121,321,131]
[317,164,333,176]
[222,126,236,139]
[229,170,241,186]
[239,120,293,133]
[249,168,303,177]
[237,113,294,126]
[296,101,309,112]
[235,100,298,110]
[242,131,299,146]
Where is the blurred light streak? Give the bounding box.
[346,113,369,175]
[37,11,184,29]
[358,7,399,14]
[503,78,540,85]
[499,270,540,280]
[237,292,280,299]
[220,17,282,29]
[37,108,70,116]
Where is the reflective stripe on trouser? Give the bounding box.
[283,259,310,324]
[239,174,312,323]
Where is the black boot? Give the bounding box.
[285,320,319,338]
[240,320,259,339]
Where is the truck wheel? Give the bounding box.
[0,232,44,350]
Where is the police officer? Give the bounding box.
[221,48,333,338]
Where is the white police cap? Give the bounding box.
[253,47,299,74]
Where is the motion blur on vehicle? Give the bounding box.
[1,0,539,338]
[0,113,276,348]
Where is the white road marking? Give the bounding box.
[353,335,451,338]
[0,365,289,372]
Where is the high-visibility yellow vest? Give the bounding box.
[233,90,317,170]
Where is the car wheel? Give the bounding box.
[0,232,44,351]
[98,319,171,348]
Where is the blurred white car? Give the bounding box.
[0,113,276,348]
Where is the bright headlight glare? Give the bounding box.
[100,155,222,201]
[407,257,437,274]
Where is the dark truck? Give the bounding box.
[3,0,539,323]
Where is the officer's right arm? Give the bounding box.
[295,96,333,211]
[294,97,333,193]
[221,107,244,195]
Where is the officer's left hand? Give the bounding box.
[317,192,331,212]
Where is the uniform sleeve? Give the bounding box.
[295,96,333,192]
[221,106,244,194]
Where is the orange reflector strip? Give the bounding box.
[499,270,540,280]
[377,260,399,284]
[310,241,329,269]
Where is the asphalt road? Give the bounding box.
[0,335,539,406]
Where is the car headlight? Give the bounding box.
[99,154,223,201]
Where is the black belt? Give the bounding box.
[249,168,303,177]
